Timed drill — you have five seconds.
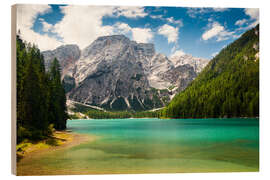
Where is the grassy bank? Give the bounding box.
[16,131,95,162]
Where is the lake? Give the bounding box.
[17,118,259,175]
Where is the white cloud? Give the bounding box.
[170,49,185,58]
[202,22,234,41]
[52,6,151,49]
[158,24,179,43]
[187,8,229,18]
[212,8,229,12]
[150,14,163,19]
[39,18,53,32]
[245,8,259,28]
[113,23,153,43]
[235,9,259,29]
[150,14,183,27]
[211,51,218,57]
[16,4,62,51]
[131,28,153,43]
[166,17,183,27]
[114,6,147,18]
[245,8,259,21]
[17,4,51,30]
[16,5,151,50]
[235,19,248,26]
[53,5,115,49]
[114,22,132,34]
[202,22,224,40]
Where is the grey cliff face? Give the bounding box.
[42,35,210,111]
[69,35,161,110]
[170,54,209,73]
[161,64,197,92]
[42,44,80,78]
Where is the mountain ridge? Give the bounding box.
[42,34,209,111]
[162,25,259,118]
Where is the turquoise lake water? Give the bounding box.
[18,118,259,175]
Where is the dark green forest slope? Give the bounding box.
[162,25,259,118]
[16,35,67,143]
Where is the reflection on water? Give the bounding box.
[17,118,259,175]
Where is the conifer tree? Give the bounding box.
[161,25,259,118]
[48,58,67,130]
[16,35,67,143]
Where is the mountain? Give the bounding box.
[162,25,259,118]
[42,44,80,78]
[69,35,157,111]
[42,35,209,111]
[170,54,209,73]
[42,44,80,93]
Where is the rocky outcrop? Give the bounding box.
[42,35,209,111]
[42,44,80,78]
[69,35,165,110]
[161,64,197,94]
[170,54,209,73]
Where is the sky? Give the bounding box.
[16,5,259,59]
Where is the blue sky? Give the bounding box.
[17,5,259,59]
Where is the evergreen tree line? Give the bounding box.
[161,25,259,118]
[85,110,160,119]
[71,103,160,119]
[16,35,67,144]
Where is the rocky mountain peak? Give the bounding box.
[134,43,155,58]
[81,35,130,58]
[42,44,80,78]
[42,35,210,111]
[97,34,129,41]
[43,44,80,65]
[170,54,209,73]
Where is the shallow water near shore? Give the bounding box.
[17,118,259,175]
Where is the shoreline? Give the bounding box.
[16,130,97,162]
[68,117,259,120]
[16,120,258,175]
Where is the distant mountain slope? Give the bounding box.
[170,54,209,73]
[162,25,259,118]
[68,35,166,111]
[42,35,209,111]
[42,44,80,78]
